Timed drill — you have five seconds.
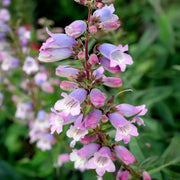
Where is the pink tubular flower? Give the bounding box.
[87,146,115,176]
[49,111,77,134]
[84,110,102,129]
[93,4,118,23]
[22,56,39,75]
[0,8,10,22]
[142,171,151,180]
[67,125,88,141]
[56,154,70,167]
[54,88,87,116]
[98,43,133,72]
[60,81,79,91]
[114,145,135,165]
[108,113,138,143]
[70,143,100,171]
[116,104,147,126]
[90,89,106,107]
[36,133,55,151]
[38,28,77,62]
[100,57,121,74]
[56,65,80,80]
[65,20,87,39]
[103,77,123,87]
[116,170,130,180]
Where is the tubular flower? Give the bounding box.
[87,147,115,177]
[38,28,77,62]
[22,56,39,75]
[54,88,87,116]
[108,113,138,143]
[93,4,118,23]
[99,43,133,72]
[116,104,147,126]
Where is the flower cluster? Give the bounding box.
[38,0,151,179]
[0,0,59,152]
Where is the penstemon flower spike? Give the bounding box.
[38,0,151,179]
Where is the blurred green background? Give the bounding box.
[1,0,180,179]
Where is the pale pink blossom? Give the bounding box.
[108,113,138,143]
[99,43,133,72]
[87,146,115,176]
[54,88,87,116]
[22,56,39,75]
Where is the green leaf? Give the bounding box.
[157,13,174,53]
[154,102,175,127]
[161,136,180,164]
[148,136,180,175]
[134,86,173,107]
[129,136,145,163]
[0,160,24,180]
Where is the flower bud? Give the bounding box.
[142,171,151,180]
[114,145,136,165]
[90,88,106,107]
[89,25,97,34]
[103,77,123,87]
[78,51,85,60]
[94,2,104,9]
[84,110,102,129]
[101,115,108,123]
[65,20,87,39]
[89,54,99,65]
[60,81,79,91]
[102,0,114,3]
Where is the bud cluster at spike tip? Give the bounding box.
[37,0,151,179]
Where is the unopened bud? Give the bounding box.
[89,54,99,65]
[60,81,79,91]
[101,115,108,123]
[102,0,114,2]
[94,2,104,8]
[89,25,97,34]
[78,51,85,60]
[96,23,104,29]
